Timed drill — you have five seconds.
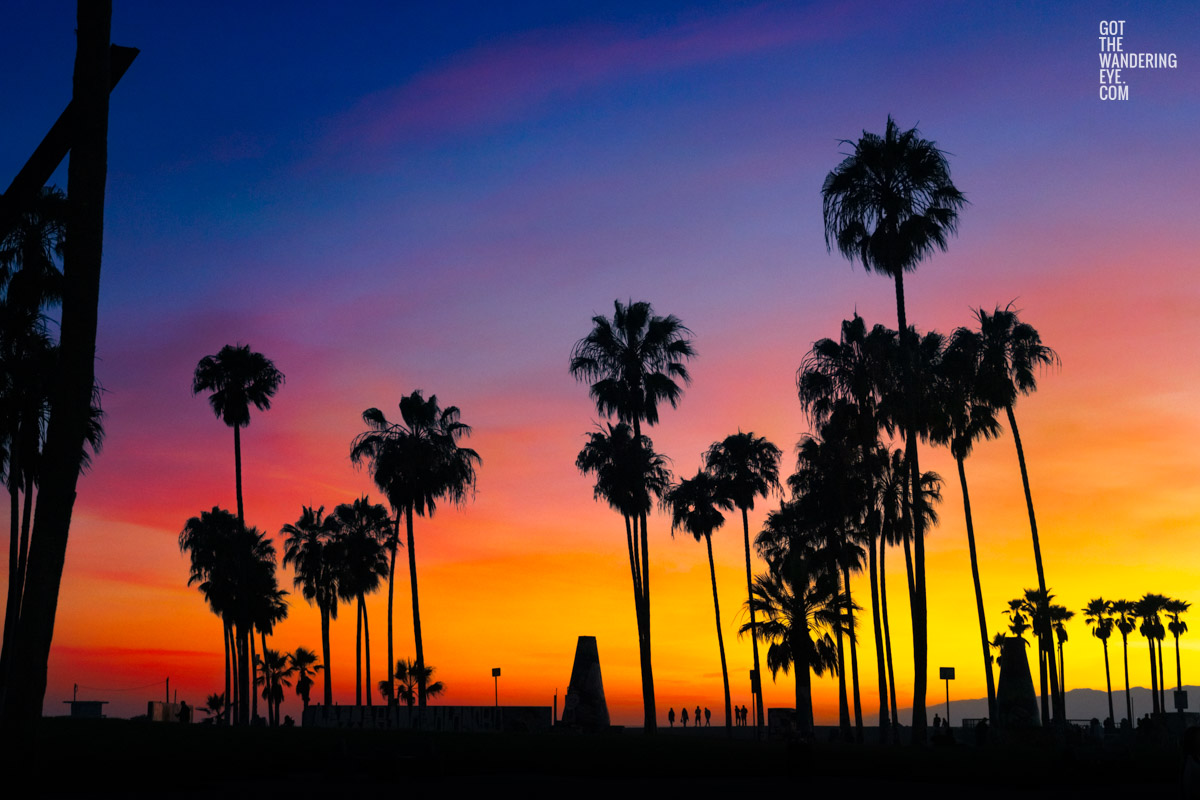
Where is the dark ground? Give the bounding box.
[6,718,1180,798]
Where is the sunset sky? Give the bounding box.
[4,1,1199,725]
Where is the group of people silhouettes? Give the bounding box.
[665,705,754,727]
[666,706,713,727]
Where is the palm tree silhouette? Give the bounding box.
[0,186,104,690]
[179,507,278,726]
[974,303,1061,721]
[798,314,899,742]
[1135,594,1164,714]
[201,692,227,722]
[789,420,877,743]
[191,344,284,527]
[1084,598,1116,724]
[330,497,390,707]
[746,506,842,736]
[350,390,480,708]
[1111,599,1137,723]
[576,421,671,731]
[822,117,966,742]
[1165,598,1190,696]
[390,658,445,724]
[929,326,1002,722]
[191,343,283,723]
[255,647,293,726]
[570,299,695,733]
[282,506,341,709]
[1050,604,1073,705]
[288,646,323,712]
[664,469,734,734]
[705,431,781,738]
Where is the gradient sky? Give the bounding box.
[3,1,1199,724]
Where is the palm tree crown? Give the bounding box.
[350,391,480,518]
[192,344,284,429]
[569,299,696,431]
[821,116,967,280]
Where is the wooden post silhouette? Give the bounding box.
[0,2,137,734]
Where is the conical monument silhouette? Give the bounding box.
[561,636,609,731]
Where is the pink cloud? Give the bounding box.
[324,2,866,153]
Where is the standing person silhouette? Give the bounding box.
[668,707,675,728]
[695,705,701,729]
[681,707,689,727]
[704,707,711,727]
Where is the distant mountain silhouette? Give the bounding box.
[891,686,1200,725]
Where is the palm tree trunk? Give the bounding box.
[796,634,815,734]
[1038,639,1049,725]
[1121,633,1132,723]
[1175,633,1183,692]
[705,535,733,735]
[0,0,112,735]
[892,269,928,745]
[227,620,238,723]
[638,512,656,733]
[405,506,427,709]
[321,605,332,707]
[250,626,258,722]
[387,514,399,704]
[1058,639,1066,708]
[1005,404,1062,723]
[363,597,372,707]
[956,456,996,722]
[1,450,22,677]
[1147,637,1158,714]
[238,624,250,725]
[232,425,244,524]
[630,417,656,735]
[622,513,653,733]
[868,526,889,743]
[1157,638,1165,712]
[835,608,850,741]
[1103,639,1114,724]
[260,629,271,726]
[223,618,232,725]
[742,506,764,739]
[842,564,863,743]
[880,530,899,739]
[355,595,363,706]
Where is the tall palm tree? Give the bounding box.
[179,507,241,725]
[822,116,966,742]
[350,391,480,708]
[576,421,671,732]
[1135,594,1162,714]
[1111,599,1137,723]
[282,506,341,709]
[929,327,1002,722]
[1050,604,1074,703]
[1165,598,1190,696]
[330,497,390,707]
[289,646,323,712]
[744,519,842,736]
[664,469,734,734]
[1084,598,1116,724]
[974,303,1061,721]
[570,299,695,733]
[705,431,781,738]
[179,507,278,726]
[191,344,284,527]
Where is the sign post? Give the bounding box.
[939,667,955,727]
[492,667,501,707]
